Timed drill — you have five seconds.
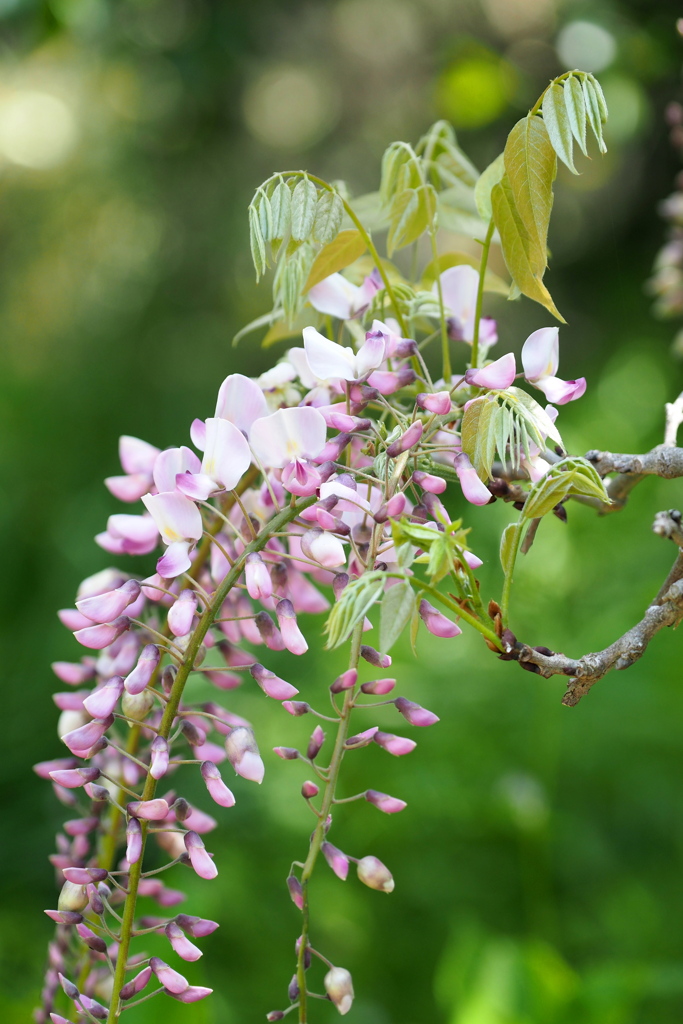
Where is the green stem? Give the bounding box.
[500,522,523,627]
[106,495,316,1024]
[429,227,450,381]
[417,581,502,650]
[296,623,364,1024]
[470,218,495,370]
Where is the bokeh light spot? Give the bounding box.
[333,0,422,63]
[242,64,340,151]
[556,20,616,73]
[601,74,648,143]
[436,52,516,129]
[0,91,77,169]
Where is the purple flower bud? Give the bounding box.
[128,798,170,821]
[44,909,82,925]
[120,966,153,1001]
[124,643,160,695]
[412,470,447,494]
[373,730,416,756]
[300,528,346,568]
[417,390,452,415]
[307,725,325,760]
[267,1012,286,1021]
[386,421,423,458]
[57,882,88,913]
[385,493,407,518]
[85,782,109,802]
[58,973,80,999]
[149,735,169,779]
[287,875,304,910]
[79,995,108,1019]
[288,974,300,1001]
[149,956,189,994]
[244,552,273,600]
[295,935,312,968]
[50,1015,72,1023]
[333,573,349,599]
[172,797,191,821]
[34,756,78,779]
[86,883,104,915]
[167,986,213,1003]
[225,727,264,784]
[165,920,202,961]
[61,715,113,756]
[63,867,108,885]
[454,452,493,506]
[322,842,349,880]
[76,922,107,954]
[184,831,217,880]
[313,432,352,464]
[73,616,130,650]
[59,608,92,631]
[356,855,395,892]
[360,645,392,668]
[281,458,322,497]
[273,746,300,760]
[51,661,96,686]
[394,697,440,727]
[301,780,319,799]
[282,701,310,717]
[49,766,100,789]
[179,718,206,746]
[126,816,142,864]
[324,966,354,1015]
[275,600,308,656]
[418,600,462,638]
[168,589,198,637]
[365,789,407,814]
[175,914,219,938]
[250,663,299,701]
[200,761,236,807]
[254,611,286,651]
[82,676,124,718]
[345,726,379,748]
[76,579,140,624]
[360,677,395,695]
[205,669,242,690]
[330,668,357,694]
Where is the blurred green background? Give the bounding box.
[2,0,683,1021]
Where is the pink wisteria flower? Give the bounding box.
[435,265,498,348]
[521,327,586,405]
[141,490,203,577]
[302,325,386,382]
[307,268,382,320]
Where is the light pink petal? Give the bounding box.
[176,471,216,500]
[104,474,151,503]
[76,580,140,624]
[142,491,203,544]
[354,269,383,312]
[302,326,356,381]
[307,273,357,320]
[521,327,559,382]
[355,331,386,378]
[107,513,160,549]
[153,447,201,494]
[465,352,516,390]
[463,550,483,570]
[190,418,207,450]
[438,265,479,341]
[534,375,586,405]
[215,373,269,432]
[202,417,252,490]
[119,435,160,475]
[157,541,192,578]
[250,406,327,469]
[454,453,492,505]
[168,986,213,1003]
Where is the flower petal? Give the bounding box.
[465,352,516,390]
[214,373,269,433]
[307,273,357,320]
[355,330,386,378]
[533,375,586,405]
[438,265,479,341]
[142,491,203,545]
[157,541,192,578]
[202,417,252,490]
[302,326,356,381]
[250,407,327,468]
[521,327,559,382]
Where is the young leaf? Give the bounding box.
[503,114,556,271]
[542,83,577,174]
[379,580,416,652]
[564,75,588,156]
[379,142,417,206]
[461,395,499,481]
[304,229,367,291]
[270,180,292,241]
[582,78,608,154]
[474,152,505,222]
[522,471,574,520]
[291,177,318,241]
[312,190,344,245]
[248,203,267,280]
[258,190,274,241]
[491,174,565,322]
[325,572,385,649]
[387,184,436,255]
[500,522,520,576]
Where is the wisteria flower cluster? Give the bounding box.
[39,71,679,1024]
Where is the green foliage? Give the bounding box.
[391,517,472,585]
[461,387,563,481]
[379,580,416,653]
[325,571,386,648]
[304,229,367,290]
[521,457,611,520]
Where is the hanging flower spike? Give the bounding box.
[302,325,385,382]
[464,352,517,390]
[307,268,382,321]
[141,491,203,578]
[521,327,587,405]
[454,452,493,506]
[176,418,252,501]
[249,406,327,470]
[214,372,269,434]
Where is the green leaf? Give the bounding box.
[312,190,344,245]
[500,522,520,576]
[270,180,292,241]
[474,152,505,222]
[587,73,608,123]
[387,185,437,255]
[542,83,577,174]
[491,174,565,322]
[582,78,607,154]
[232,308,281,347]
[342,191,389,232]
[503,114,556,273]
[257,190,274,241]
[304,229,367,291]
[416,120,479,187]
[291,177,318,241]
[379,580,416,652]
[248,203,267,280]
[505,387,563,448]
[379,142,418,205]
[461,395,499,481]
[325,572,385,649]
[522,472,574,520]
[564,76,588,156]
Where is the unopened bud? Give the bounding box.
[324,966,354,1015]
[251,663,299,701]
[330,668,357,694]
[173,797,191,820]
[322,841,349,880]
[365,789,407,813]
[386,421,423,458]
[57,881,88,913]
[356,855,394,892]
[306,725,325,760]
[333,573,349,599]
[225,727,264,784]
[273,746,300,760]
[282,701,310,716]
[179,718,206,746]
[301,780,319,799]
[288,974,300,1001]
[394,696,439,727]
[360,677,395,695]
[121,689,154,722]
[360,645,392,668]
[287,875,303,910]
